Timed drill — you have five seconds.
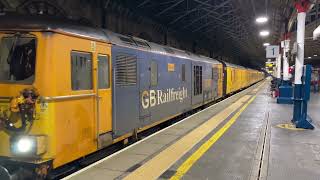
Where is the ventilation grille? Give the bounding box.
[119,36,150,49]
[135,40,150,48]
[119,36,136,46]
[115,54,137,86]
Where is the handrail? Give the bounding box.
[41,93,96,102]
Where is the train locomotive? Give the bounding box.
[0,16,264,179]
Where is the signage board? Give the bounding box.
[266,45,279,58]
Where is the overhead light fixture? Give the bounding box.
[308,57,312,59]
[259,30,270,37]
[263,43,270,46]
[314,54,318,57]
[256,16,268,24]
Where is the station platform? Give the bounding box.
[63,80,320,180]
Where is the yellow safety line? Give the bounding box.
[170,95,257,180]
[123,95,251,180]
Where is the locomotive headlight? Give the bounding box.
[16,137,34,153]
[11,135,47,156]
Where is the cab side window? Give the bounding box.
[151,61,158,86]
[71,51,93,90]
[98,55,110,89]
[182,64,186,82]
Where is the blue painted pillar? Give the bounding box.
[293,3,306,122]
[292,1,314,129]
[277,37,293,104]
[293,84,302,123]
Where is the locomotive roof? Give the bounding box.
[224,62,247,69]
[0,15,109,42]
[0,15,253,68]
[104,30,221,64]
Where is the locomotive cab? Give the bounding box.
[0,31,53,179]
[0,19,113,179]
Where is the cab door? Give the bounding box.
[94,42,112,149]
[139,54,151,125]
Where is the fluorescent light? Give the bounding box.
[260,30,270,37]
[314,54,318,57]
[308,57,312,59]
[256,16,268,24]
[263,43,270,46]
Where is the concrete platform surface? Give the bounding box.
[63,81,320,180]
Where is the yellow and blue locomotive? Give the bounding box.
[0,16,264,179]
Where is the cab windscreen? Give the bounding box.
[0,34,36,84]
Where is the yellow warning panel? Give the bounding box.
[276,123,306,131]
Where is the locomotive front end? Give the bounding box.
[0,31,53,179]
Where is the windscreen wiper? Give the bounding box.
[6,33,20,64]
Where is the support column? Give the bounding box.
[276,54,281,80]
[283,39,290,83]
[292,0,314,129]
[293,4,307,123]
[277,34,293,104]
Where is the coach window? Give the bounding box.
[71,51,93,90]
[194,65,202,95]
[211,67,214,79]
[182,64,186,82]
[151,61,158,86]
[98,55,110,89]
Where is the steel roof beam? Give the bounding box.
[192,0,228,9]
[168,0,211,25]
[206,10,245,33]
[137,0,152,8]
[191,9,235,32]
[156,0,185,16]
[181,0,231,28]
[191,5,244,35]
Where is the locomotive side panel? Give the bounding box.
[226,66,232,94]
[51,34,112,168]
[146,54,192,125]
[112,46,140,137]
[217,64,224,98]
[191,61,204,107]
[203,63,213,103]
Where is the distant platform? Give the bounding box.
[63,81,320,180]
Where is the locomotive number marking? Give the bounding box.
[90,41,96,52]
